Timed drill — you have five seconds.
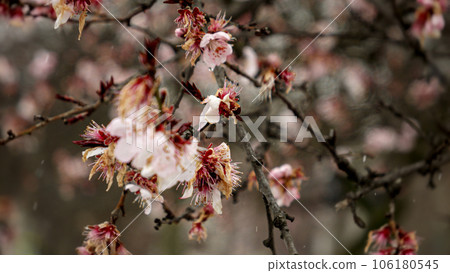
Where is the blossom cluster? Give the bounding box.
[365,224,419,255]
[172,2,233,70]
[73,38,241,252]
[411,0,447,45]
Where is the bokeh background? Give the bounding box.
[1,0,450,254]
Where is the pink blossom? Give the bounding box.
[267,164,305,207]
[365,224,419,255]
[411,0,447,44]
[106,116,199,191]
[200,31,233,70]
[408,77,443,109]
[77,222,131,255]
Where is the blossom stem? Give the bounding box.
[110,189,129,225]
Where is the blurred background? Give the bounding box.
[1,0,450,254]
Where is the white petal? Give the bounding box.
[144,202,152,215]
[200,33,215,48]
[180,185,194,199]
[106,118,128,137]
[114,138,139,163]
[82,147,106,159]
[124,184,140,193]
[212,31,231,41]
[212,188,222,214]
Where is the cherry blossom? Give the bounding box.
[198,80,241,129]
[411,0,447,45]
[52,0,75,29]
[181,143,240,214]
[267,164,305,207]
[117,75,160,118]
[52,0,101,39]
[175,7,206,65]
[125,183,163,215]
[106,115,198,192]
[365,224,419,255]
[76,222,131,255]
[200,31,233,70]
[188,204,214,242]
[74,121,126,190]
[258,54,296,100]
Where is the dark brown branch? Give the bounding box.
[339,152,450,206]
[377,99,428,141]
[154,203,196,230]
[0,75,130,146]
[225,62,261,87]
[0,99,104,146]
[110,189,128,224]
[236,123,298,254]
[262,196,276,254]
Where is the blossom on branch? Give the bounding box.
[198,80,241,129]
[200,31,233,70]
[117,75,161,118]
[123,171,161,215]
[76,222,130,255]
[181,142,240,214]
[125,183,163,215]
[258,54,296,100]
[411,0,447,45]
[175,7,206,65]
[74,121,126,191]
[173,7,233,68]
[51,0,101,39]
[188,204,215,242]
[365,224,419,255]
[267,164,305,207]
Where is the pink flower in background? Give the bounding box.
[267,164,305,207]
[408,77,443,109]
[364,123,418,154]
[258,54,296,99]
[200,31,233,70]
[364,127,398,154]
[28,50,58,80]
